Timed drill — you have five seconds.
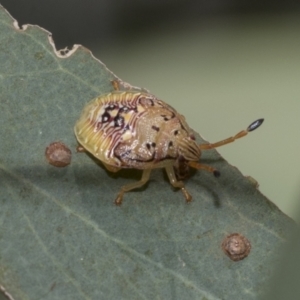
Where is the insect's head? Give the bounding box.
[175,131,201,162]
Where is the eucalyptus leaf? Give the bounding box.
[0,5,294,300]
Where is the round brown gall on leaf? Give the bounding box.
[45,141,72,167]
[221,233,251,261]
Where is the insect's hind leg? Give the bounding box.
[165,165,192,203]
[115,169,152,206]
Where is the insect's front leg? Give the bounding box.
[165,165,192,202]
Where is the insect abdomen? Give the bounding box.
[74,91,155,167]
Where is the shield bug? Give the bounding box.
[74,80,264,205]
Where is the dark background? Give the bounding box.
[1,0,300,50]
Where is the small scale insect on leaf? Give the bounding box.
[74,80,264,205]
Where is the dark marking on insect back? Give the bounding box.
[161,114,169,121]
[123,124,130,132]
[168,141,173,147]
[119,106,130,113]
[102,112,110,123]
[161,112,175,121]
[146,142,156,150]
[152,125,160,132]
[106,104,116,111]
[114,115,124,127]
[174,130,179,136]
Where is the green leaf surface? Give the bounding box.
[0,5,295,300]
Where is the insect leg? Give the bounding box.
[188,161,220,177]
[165,165,192,202]
[111,80,121,91]
[115,169,152,206]
[199,118,264,150]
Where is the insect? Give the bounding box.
[74,80,264,205]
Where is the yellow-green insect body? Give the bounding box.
[74,81,264,205]
[75,90,200,169]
